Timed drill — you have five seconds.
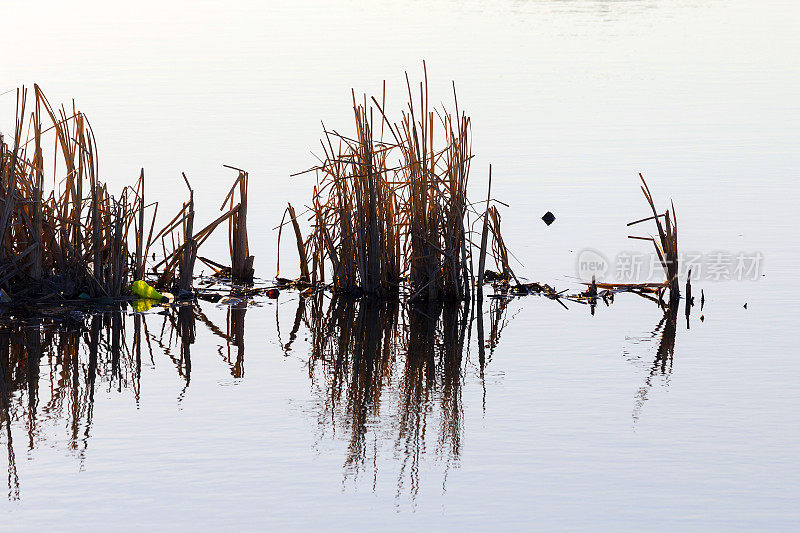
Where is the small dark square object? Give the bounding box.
[542,211,555,225]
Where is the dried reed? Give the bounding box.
[0,85,142,299]
[627,173,680,305]
[0,86,253,302]
[291,66,486,301]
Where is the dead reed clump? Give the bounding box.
[0,86,142,301]
[287,65,501,302]
[0,85,254,305]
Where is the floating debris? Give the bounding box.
[131,280,167,302]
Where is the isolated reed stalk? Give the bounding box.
[135,169,145,281]
[178,173,196,293]
[221,168,253,281]
[627,173,680,305]
[287,203,310,281]
[476,165,492,299]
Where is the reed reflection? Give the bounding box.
[288,294,509,499]
[0,288,683,502]
[629,305,678,423]
[0,299,240,499]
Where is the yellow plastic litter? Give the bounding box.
[131,280,164,301]
[131,298,154,313]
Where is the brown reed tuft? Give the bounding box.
[291,65,495,301]
[0,86,253,302]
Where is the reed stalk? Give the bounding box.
[627,173,680,306]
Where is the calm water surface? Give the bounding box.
[1,0,799,530]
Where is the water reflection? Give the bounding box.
[282,294,511,499]
[0,299,241,499]
[0,290,679,501]
[628,305,678,423]
[0,317,110,499]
